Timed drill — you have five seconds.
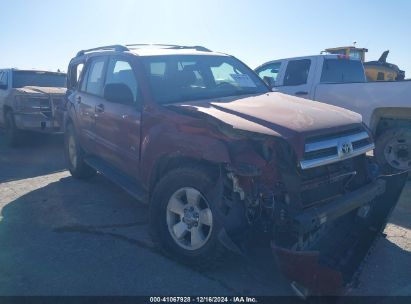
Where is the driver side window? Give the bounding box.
[105,58,140,105]
[106,58,138,102]
[257,62,282,82]
[283,59,311,86]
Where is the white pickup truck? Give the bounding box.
[255,54,411,173]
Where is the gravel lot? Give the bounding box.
[0,132,410,297]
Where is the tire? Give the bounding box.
[149,165,226,269]
[5,111,23,147]
[64,123,96,179]
[375,127,411,173]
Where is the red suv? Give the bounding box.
[64,44,405,294]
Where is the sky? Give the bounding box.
[1,0,410,76]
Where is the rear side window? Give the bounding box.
[84,58,106,96]
[256,62,282,81]
[321,59,366,83]
[150,62,166,76]
[283,59,311,86]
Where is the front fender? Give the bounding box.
[140,122,231,188]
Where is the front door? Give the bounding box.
[278,58,315,99]
[94,56,141,178]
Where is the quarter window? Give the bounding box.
[76,64,84,82]
[0,71,7,88]
[283,59,311,86]
[68,63,84,90]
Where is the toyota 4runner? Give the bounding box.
[64,44,408,295]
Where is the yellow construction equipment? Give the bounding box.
[325,46,368,62]
[325,46,405,81]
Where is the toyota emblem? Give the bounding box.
[340,142,353,155]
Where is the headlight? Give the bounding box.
[15,96,50,111]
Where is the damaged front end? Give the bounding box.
[272,172,407,296]
[219,127,408,296]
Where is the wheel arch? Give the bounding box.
[148,155,222,197]
[370,107,411,136]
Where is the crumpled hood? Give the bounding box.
[171,92,362,137]
[169,92,363,158]
[12,86,66,95]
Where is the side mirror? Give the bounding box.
[263,76,275,88]
[0,84,8,90]
[104,83,134,105]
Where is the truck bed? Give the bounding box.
[313,80,411,128]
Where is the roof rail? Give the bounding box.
[75,44,212,57]
[125,44,211,52]
[76,45,129,57]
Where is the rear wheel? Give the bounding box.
[149,165,226,268]
[5,111,23,147]
[375,128,411,173]
[64,123,96,179]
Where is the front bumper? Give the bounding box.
[13,112,62,133]
[272,174,408,295]
[295,178,385,235]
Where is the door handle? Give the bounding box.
[295,91,308,96]
[95,104,105,113]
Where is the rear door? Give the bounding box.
[74,56,107,154]
[277,58,317,99]
[94,56,142,178]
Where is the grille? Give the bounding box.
[38,98,50,108]
[41,111,52,118]
[51,97,63,105]
[299,155,369,209]
[300,129,374,170]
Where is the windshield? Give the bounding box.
[140,55,269,104]
[321,59,366,83]
[12,71,66,88]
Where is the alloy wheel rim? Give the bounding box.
[166,187,213,251]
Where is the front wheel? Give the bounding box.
[5,111,23,147]
[149,166,226,268]
[64,123,96,179]
[375,127,411,173]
